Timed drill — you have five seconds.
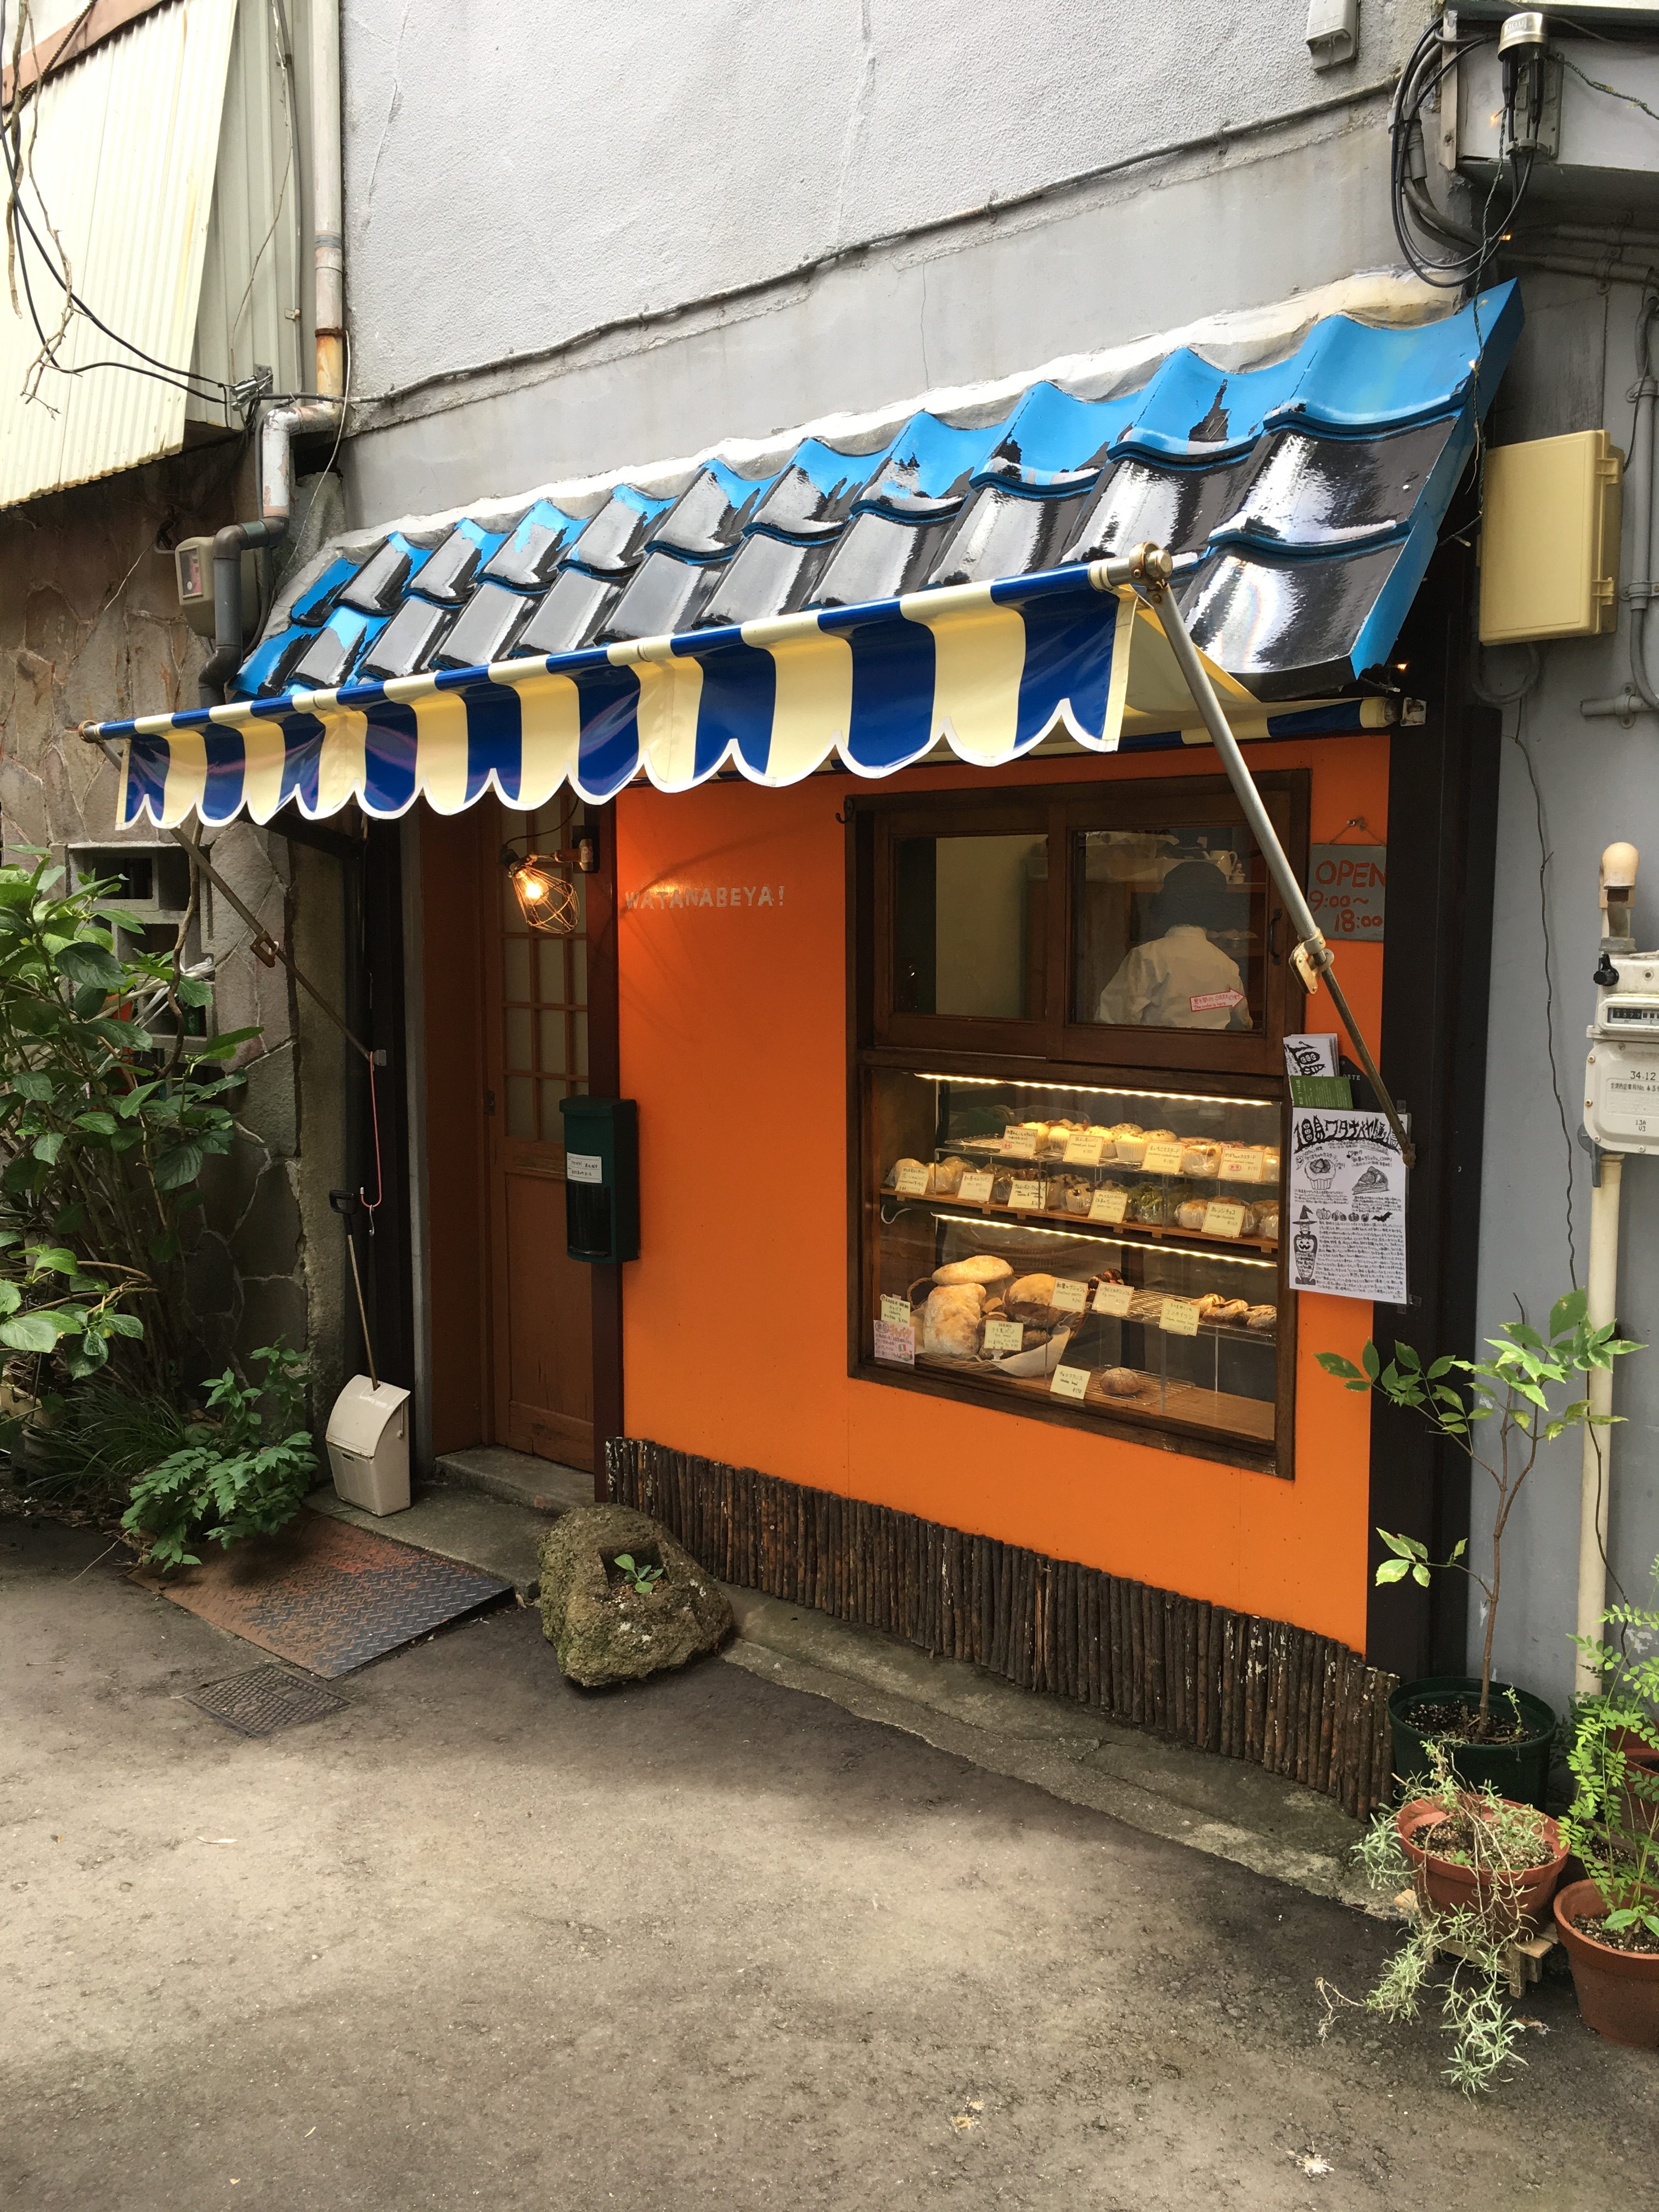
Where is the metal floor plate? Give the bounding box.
[186,1663,349,1736]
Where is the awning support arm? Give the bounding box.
[1137,561,1417,1170]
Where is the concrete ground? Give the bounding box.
[3,1516,1652,2211]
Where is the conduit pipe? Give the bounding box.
[1581,296,1659,726]
[199,0,343,704]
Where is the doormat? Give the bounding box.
[186,1663,349,1736]
[139,1509,512,1677]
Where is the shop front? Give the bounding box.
[88,277,1519,1819]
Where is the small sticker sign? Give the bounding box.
[1160,1297,1201,1336]
[1190,988,1245,1012]
[893,1161,931,1197]
[1051,1278,1089,1313]
[1088,1187,1128,1224]
[1007,1178,1043,1211]
[1001,1126,1038,1159]
[1050,1364,1092,1402]
[1219,1143,1265,1183]
[873,1319,915,1364]
[958,1169,994,1204]
[1201,1200,1246,1239]
[1142,1139,1185,1175]
[567,1153,603,1185]
[1063,1131,1106,1166]
[880,1294,912,1328]
[1093,1281,1134,1317]
[983,1318,1025,1354]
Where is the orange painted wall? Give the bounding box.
[617,738,1389,1651]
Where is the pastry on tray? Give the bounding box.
[933,1155,969,1196]
[1176,1198,1209,1232]
[932,1255,1014,1289]
[1098,1367,1143,1398]
[1179,1139,1222,1176]
[1245,1304,1277,1331]
[1005,1273,1058,1323]
[1210,1298,1250,1324]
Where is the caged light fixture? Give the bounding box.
[500,821,599,935]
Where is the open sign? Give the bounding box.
[1306,844,1386,943]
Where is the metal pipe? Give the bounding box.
[1143,577,1417,1166]
[310,0,344,399]
[1576,1151,1623,1695]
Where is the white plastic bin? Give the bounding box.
[325,1374,412,1515]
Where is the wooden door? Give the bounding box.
[483,797,594,1469]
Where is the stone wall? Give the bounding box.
[0,449,343,1407]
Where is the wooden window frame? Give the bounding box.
[847,772,1311,1479]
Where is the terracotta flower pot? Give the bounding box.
[1396,1799,1568,1938]
[1554,1878,1659,2049]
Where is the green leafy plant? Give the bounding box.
[1320,1750,1546,2096]
[611,1551,664,1595]
[1565,1558,1659,1948]
[0,1226,146,1380]
[1320,1289,1643,1725]
[0,853,260,1383]
[121,1343,317,1570]
[8,1371,208,1510]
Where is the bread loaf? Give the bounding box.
[922,1284,985,1358]
[1005,1273,1057,1321]
[932,1255,1013,1289]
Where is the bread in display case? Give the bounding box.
[864,1068,1288,1463]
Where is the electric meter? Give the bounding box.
[1585,953,1659,1152]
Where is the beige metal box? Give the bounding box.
[1479,429,1622,645]
[326,1375,411,1516]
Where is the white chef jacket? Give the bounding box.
[1095,924,1251,1030]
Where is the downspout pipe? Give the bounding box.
[198,0,344,704]
[1581,295,1659,725]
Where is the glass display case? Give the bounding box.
[862,1068,1287,1462]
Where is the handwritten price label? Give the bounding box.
[1000,1127,1038,1159]
[1201,1200,1246,1239]
[873,1319,915,1364]
[892,1161,931,1197]
[1160,1297,1201,1337]
[1050,1364,1092,1402]
[982,1318,1024,1354]
[1092,1281,1134,1317]
[958,1170,994,1204]
[1051,1278,1089,1313]
[1063,1132,1105,1166]
[1088,1187,1128,1224]
[1007,1179,1043,1211]
[880,1295,912,1327]
[1219,1143,1265,1182]
[1142,1139,1185,1175]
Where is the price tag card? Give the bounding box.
[1142,1139,1185,1175]
[1219,1143,1265,1183]
[880,1294,912,1328]
[958,1169,995,1205]
[1088,1186,1128,1224]
[982,1318,1024,1354]
[1050,1278,1089,1313]
[1007,1178,1043,1210]
[873,1319,915,1365]
[1093,1280,1134,1317]
[1160,1297,1201,1336]
[1049,1363,1092,1402]
[1201,1200,1246,1240]
[1063,1131,1105,1166]
[892,1161,931,1197]
[1000,1126,1038,1159]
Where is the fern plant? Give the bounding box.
[122,1344,317,1570]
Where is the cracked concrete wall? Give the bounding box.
[0,456,341,1418]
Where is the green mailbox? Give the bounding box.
[557,1096,639,1262]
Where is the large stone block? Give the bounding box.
[537,1505,732,1687]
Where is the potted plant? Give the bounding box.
[1320,1289,1641,1806]
[1555,1561,1659,2048]
[1319,1751,1563,2095]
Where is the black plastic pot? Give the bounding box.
[1386,1674,1558,1809]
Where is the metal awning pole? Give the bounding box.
[1141,569,1416,1169]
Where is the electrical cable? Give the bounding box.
[1388,16,1536,292]
[1509,698,1579,1289]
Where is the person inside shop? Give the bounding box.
[1095,857,1252,1030]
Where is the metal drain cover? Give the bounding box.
[186,1664,349,1737]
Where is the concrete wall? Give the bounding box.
[341,1,1415,521]
[1471,273,1659,1712]
[0,456,341,1404]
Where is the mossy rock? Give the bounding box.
[536,1504,732,1686]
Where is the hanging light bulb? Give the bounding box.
[503,848,579,935]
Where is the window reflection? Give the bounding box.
[1074,830,1263,1031]
[894,833,1048,1017]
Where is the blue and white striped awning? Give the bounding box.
[91,562,1383,828]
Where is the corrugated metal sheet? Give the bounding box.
[0,0,236,506]
[189,0,303,428]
